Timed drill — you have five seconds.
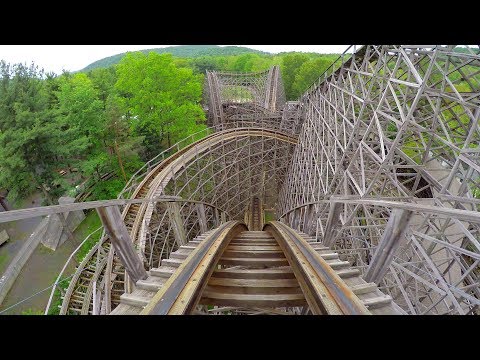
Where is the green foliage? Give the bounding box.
[264,211,276,223]
[292,57,334,99]
[86,67,117,108]
[90,178,125,200]
[74,210,103,263]
[0,48,341,206]
[81,46,267,72]
[0,252,9,271]
[0,61,88,204]
[57,73,104,141]
[116,52,206,159]
[281,53,310,100]
[47,277,71,315]
[21,308,44,315]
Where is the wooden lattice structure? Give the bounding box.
[42,46,480,315]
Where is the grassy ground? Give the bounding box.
[73,210,102,263]
[21,308,44,315]
[0,252,9,270]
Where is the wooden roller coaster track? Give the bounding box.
[0,45,475,316]
[112,205,401,315]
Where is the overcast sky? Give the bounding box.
[0,45,351,74]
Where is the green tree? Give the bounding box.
[85,96,144,200]
[57,73,104,140]
[115,52,206,160]
[87,67,117,110]
[231,54,259,72]
[191,56,220,74]
[0,61,88,204]
[292,57,333,99]
[56,72,144,200]
[281,53,310,100]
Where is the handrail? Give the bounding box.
[0,197,232,224]
[279,197,480,224]
[55,124,298,314]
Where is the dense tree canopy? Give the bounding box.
[0,62,88,203]
[292,57,333,99]
[115,52,206,159]
[281,54,310,100]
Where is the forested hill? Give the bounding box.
[81,46,268,71]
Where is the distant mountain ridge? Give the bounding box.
[81,45,269,72]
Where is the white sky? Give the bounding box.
[0,45,350,74]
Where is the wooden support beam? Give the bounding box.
[97,206,147,283]
[167,202,187,246]
[305,203,315,235]
[364,209,413,284]
[196,203,208,233]
[214,208,220,227]
[323,202,343,247]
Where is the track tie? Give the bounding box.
[361,295,392,309]
[350,282,378,295]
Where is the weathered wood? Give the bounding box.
[97,206,147,283]
[350,282,378,295]
[0,230,9,246]
[217,257,289,267]
[212,268,296,279]
[362,295,392,309]
[266,221,370,315]
[167,202,187,246]
[199,292,307,308]
[141,221,246,315]
[0,196,231,225]
[196,203,208,233]
[226,245,281,251]
[221,250,284,258]
[208,278,299,288]
[323,202,343,247]
[364,209,413,284]
[214,208,220,227]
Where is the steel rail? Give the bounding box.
[265,221,370,315]
[141,221,246,315]
[141,220,368,315]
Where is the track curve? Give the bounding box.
[61,127,297,314]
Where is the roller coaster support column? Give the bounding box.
[167,202,187,246]
[97,206,148,283]
[364,209,413,284]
